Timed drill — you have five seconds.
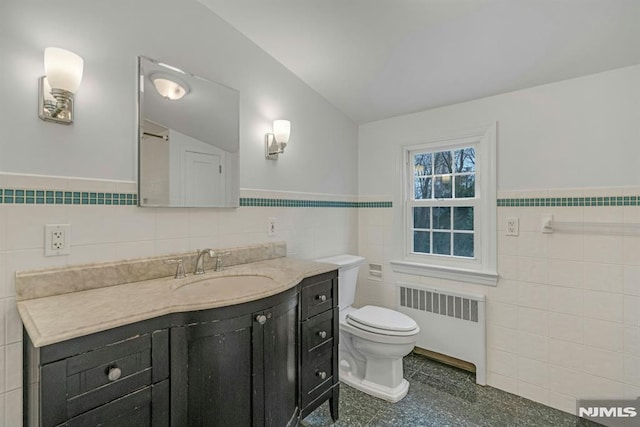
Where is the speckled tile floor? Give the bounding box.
[301,352,603,427]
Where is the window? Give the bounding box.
[391,124,497,286]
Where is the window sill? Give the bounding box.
[390,260,498,287]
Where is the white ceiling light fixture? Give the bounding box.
[150,73,190,100]
[38,47,84,124]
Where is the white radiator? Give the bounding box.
[397,282,486,385]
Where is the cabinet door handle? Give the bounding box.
[316,371,327,380]
[107,366,122,381]
[316,294,327,302]
[256,314,267,325]
[317,330,327,339]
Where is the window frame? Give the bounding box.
[391,124,498,286]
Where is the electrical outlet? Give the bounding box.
[506,217,519,236]
[267,217,277,236]
[45,224,71,256]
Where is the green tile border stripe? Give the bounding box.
[0,188,137,206]
[497,196,639,207]
[0,189,392,208]
[239,198,392,208]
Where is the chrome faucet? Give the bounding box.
[194,249,216,275]
[214,252,229,272]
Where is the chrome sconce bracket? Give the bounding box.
[38,76,74,124]
[265,133,287,160]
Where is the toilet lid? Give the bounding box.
[346,305,418,334]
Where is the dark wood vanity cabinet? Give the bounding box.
[24,271,338,426]
[298,271,339,421]
[170,287,299,426]
[24,322,170,427]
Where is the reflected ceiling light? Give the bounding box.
[265,119,291,160]
[150,73,190,100]
[38,47,84,124]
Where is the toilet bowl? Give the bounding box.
[315,255,419,403]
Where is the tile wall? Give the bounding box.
[356,187,640,416]
[0,174,359,426]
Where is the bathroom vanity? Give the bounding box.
[17,243,339,426]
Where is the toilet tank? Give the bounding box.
[314,254,365,309]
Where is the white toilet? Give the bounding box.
[315,254,419,403]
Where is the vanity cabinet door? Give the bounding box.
[254,294,298,427]
[170,291,298,427]
[170,314,253,427]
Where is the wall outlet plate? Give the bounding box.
[267,217,277,236]
[506,217,519,236]
[45,224,71,256]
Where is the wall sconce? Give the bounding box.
[38,47,84,125]
[265,120,291,160]
[150,73,189,100]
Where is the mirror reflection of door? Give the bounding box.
[185,151,221,206]
[140,121,170,205]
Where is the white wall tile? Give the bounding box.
[583,206,623,223]
[68,244,118,265]
[497,234,517,256]
[489,279,518,304]
[584,290,624,323]
[549,365,624,399]
[4,299,20,345]
[548,286,583,316]
[0,208,6,252]
[498,256,517,280]
[517,232,548,258]
[154,208,190,240]
[488,348,518,378]
[624,354,640,387]
[187,209,219,237]
[548,391,577,415]
[624,266,640,296]
[517,380,549,405]
[0,346,4,394]
[5,205,68,250]
[582,347,623,382]
[155,238,190,256]
[548,338,584,371]
[517,257,548,284]
[583,235,623,265]
[517,281,549,310]
[624,326,640,357]
[0,255,6,299]
[624,383,640,400]
[487,372,518,394]
[548,312,583,344]
[116,241,157,260]
[548,233,583,261]
[584,318,623,352]
[548,260,583,288]
[624,296,640,326]
[68,206,119,245]
[517,332,548,362]
[4,387,21,427]
[517,356,548,388]
[487,301,518,328]
[488,325,519,354]
[517,307,548,336]
[623,236,640,266]
[4,342,21,391]
[583,263,623,294]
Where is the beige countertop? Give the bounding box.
[18,257,336,348]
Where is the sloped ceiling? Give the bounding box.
[199,0,640,124]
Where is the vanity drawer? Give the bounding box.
[40,330,169,424]
[301,308,336,361]
[300,351,334,407]
[301,275,336,319]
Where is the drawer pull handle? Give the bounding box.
[316,371,327,380]
[317,331,327,339]
[107,367,122,381]
[256,314,267,325]
[316,294,327,302]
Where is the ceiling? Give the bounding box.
[199,0,640,124]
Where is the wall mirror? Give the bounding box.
[138,56,240,207]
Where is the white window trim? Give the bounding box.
[391,123,498,286]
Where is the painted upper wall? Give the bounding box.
[358,65,640,193]
[0,0,358,195]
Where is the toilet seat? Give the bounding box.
[346,305,418,336]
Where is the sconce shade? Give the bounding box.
[273,120,291,144]
[44,47,84,93]
[151,75,189,100]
